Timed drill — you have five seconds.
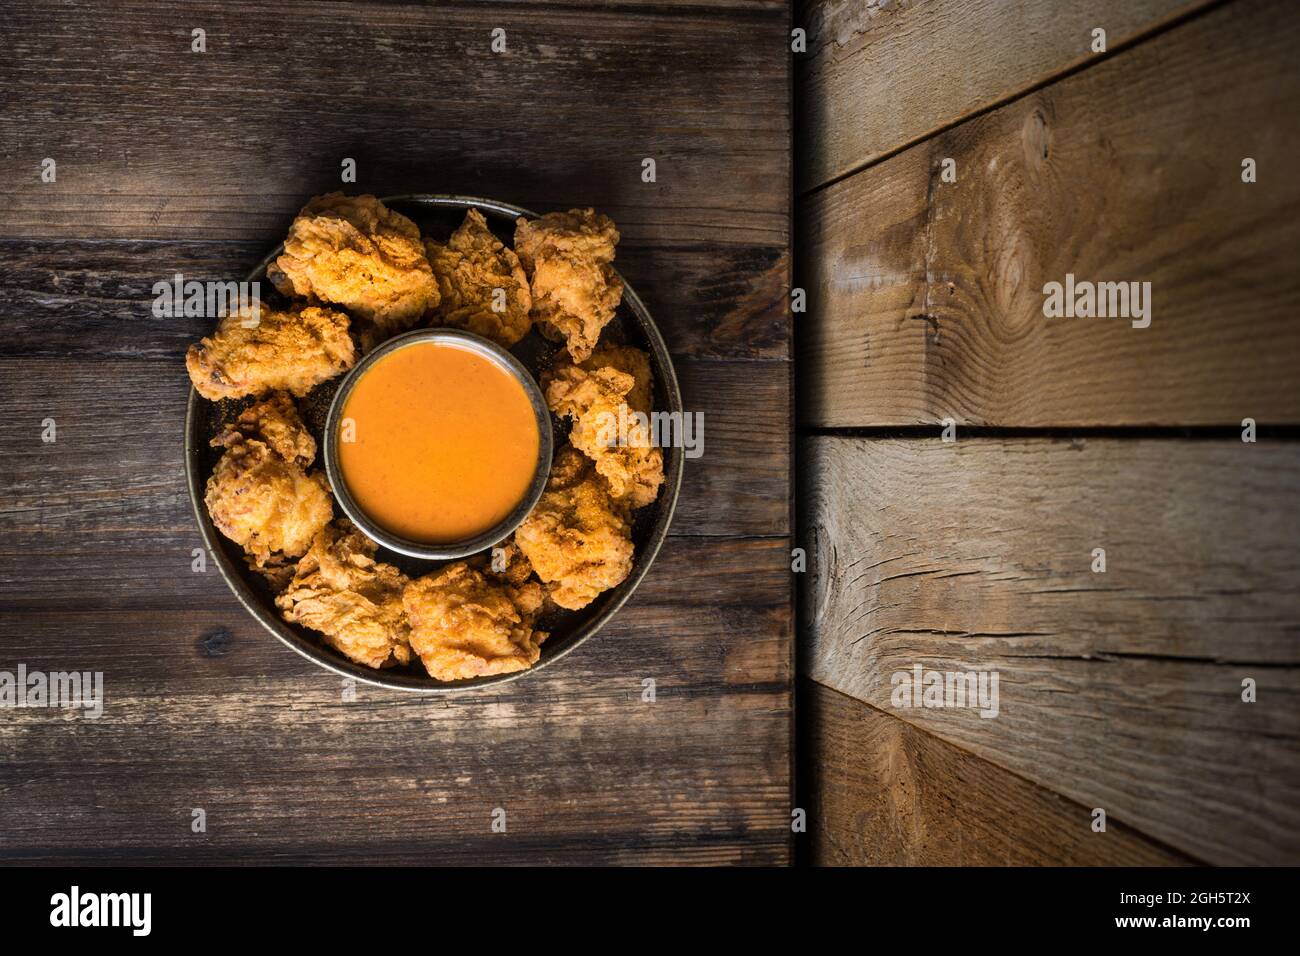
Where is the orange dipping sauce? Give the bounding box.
[337,340,541,545]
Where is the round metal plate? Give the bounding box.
[184,194,684,693]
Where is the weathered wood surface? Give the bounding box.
[801,0,1300,427]
[804,437,1300,865]
[802,680,1196,865]
[796,0,1210,191]
[0,0,793,864]
[0,0,788,247]
[0,239,791,363]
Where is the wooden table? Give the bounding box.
[0,1,793,864]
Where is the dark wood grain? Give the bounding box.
[804,436,1300,865]
[801,0,1300,427]
[802,680,1196,866]
[0,609,791,864]
[0,0,793,864]
[0,0,788,247]
[0,239,790,362]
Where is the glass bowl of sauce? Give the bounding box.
[324,328,553,559]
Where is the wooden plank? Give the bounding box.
[796,0,1212,192]
[802,0,1300,426]
[801,679,1196,865]
[0,631,790,864]
[0,238,790,362]
[0,356,788,537]
[804,436,1300,864]
[0,0,788,246]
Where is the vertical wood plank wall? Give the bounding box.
[797,0,1300,865]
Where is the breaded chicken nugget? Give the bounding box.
[204,437,332,568]
[514,208,623,362]
[425,209,532,347]
[186,302,355,401]
[213,391,316,467]
[403,562,548,680]
[543,346,664,509]
[276,521,412,670]
[268,193,439,350]
[514,448,634,610]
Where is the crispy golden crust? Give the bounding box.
[514,448,634,610]
[186,303,356,401]
[276,521,412,669]
[542,346,664,509]
[204,438,333,567]
[402,562,548,680]
[425,209,532,347]
[213,392,316,467]
[514,208,623,362]
[583,346,654,414]
[268,193,439,350]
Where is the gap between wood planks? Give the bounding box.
[795,0,1237,200]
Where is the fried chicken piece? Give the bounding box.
[543,346,665,509]
[268,193,439,350]
[514,448,634,610]
[213,391,316,467]
[186,302,356,401]
[276,521,412,669]
[205,391,331,574]
[514,208,623,362]
[403,562,548,681]
[585,345,654,414]
[425,209,532,347]
[204,437,333,568]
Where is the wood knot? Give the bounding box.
[197,627,234,658]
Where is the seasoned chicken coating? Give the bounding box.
[268,193,439,350]
[514,208,623,362]
[514,448,634,610]
[206,392,328,580]
[424,209,532,347]
[543,346,665,509]
[276,521,412,670]
[403,562,548,681]
[584,345,654,414]
[213,391,316,467]
[204,435,332,568]
[186,302,356,401]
